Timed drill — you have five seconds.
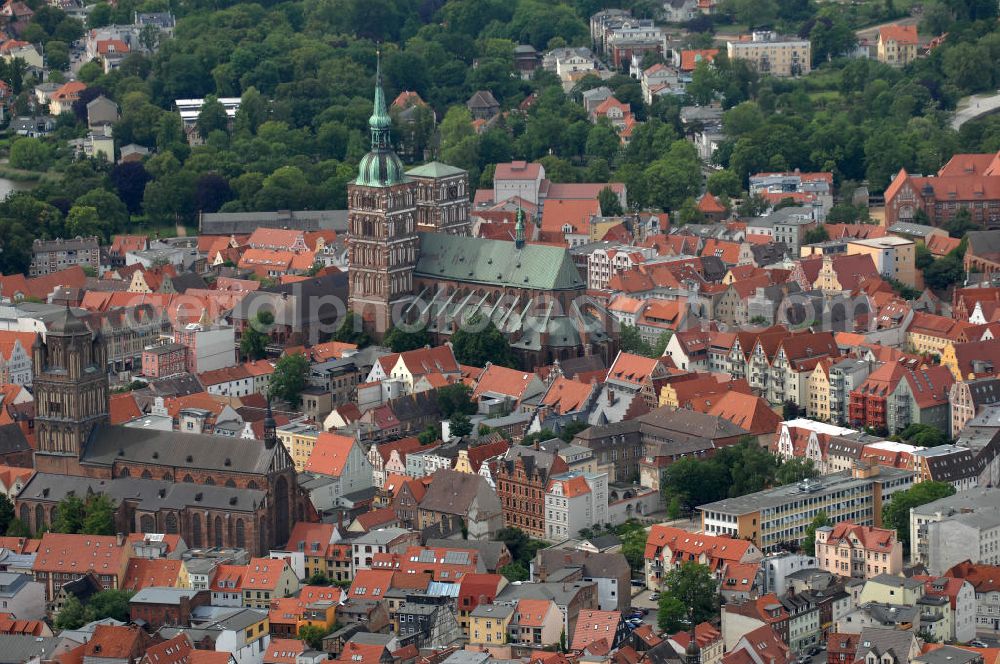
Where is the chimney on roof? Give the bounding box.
[116,533,124,546]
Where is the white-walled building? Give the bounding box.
[545,471,609,541]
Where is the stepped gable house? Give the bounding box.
[346,59,616,367]
[16,307,308,555]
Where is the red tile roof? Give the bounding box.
[571,610,622,651]
[472,364,538,400]
[607,350,666,385]
[516,598,557,627]
[140,634,191,664]
[306,433,358,476]
[547,474,591,497]
[670,622,721,649]
[879,24,918,44]
[243,558,290,591]
[945,560,1000,593]
[285,522,335,557]
[265,639,305,664]
[395,346,460,377]
[822,522,897,553]
[122,558,182,591]
[705,392,781,436]
[83,625,143,659]
[210,564,246,593]
[348,569,394,600]
[645,526,756,570]
[541,377,595,415]
[680,49,718,71]
[32,533,128,575]
[495,161,543,181]
[337,641,388,664]
[108,392,141,425]
[457,573,504,611]
[697,193,726,214]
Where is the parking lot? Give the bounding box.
[625,589,660,628]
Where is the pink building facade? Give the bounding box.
[815,522,903,580]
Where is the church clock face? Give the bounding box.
[448,185,457,199]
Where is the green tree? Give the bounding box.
[418,425,439,445]
[617,520,647,570]
[499,561,529,581]
[5,519,29,537]
[776,457,819,486]
[76,189,129,235]
[946,208,977,238]
[54,595,87,630]
[196,95,229,139]
[240,310,273,360]
[661,456,729,510]
[66,206,110,242]
[45,40,69,70]
[598,186,624,216]
[331,312,371,347]
[52,494,86,534]
[299,624,330,650]
[270,353,310,408]
[644,141,703,212]
[85,589,134,622]
[81,494,116,535]
[898,423,949,447]
[307,573,330,586]
[782,400,802,420]
[436,383,476,418]
[451,313,515,368]
[521,428,556,447]
[802,510,831,556]
[384,326,431,353]
[620,324,655,357]
[924,252,965,291]
[496,527,547,565]
[707,169,741,198]
[9,138,50,171]
[916,244,934,270]
[0,495,15,535]
[449,412,473,438]
[560,420,589,442]
[657,561,718,632]
[883,481,956,554]
[804,226,829,245]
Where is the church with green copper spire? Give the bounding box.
[355,52,408,188]
[346,53,617,366]
[346,53,420,339]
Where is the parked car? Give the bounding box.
[971,641,988,649]
[650,593,660,601]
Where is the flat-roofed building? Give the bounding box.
[699,464,913,551]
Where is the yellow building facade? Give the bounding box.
[470,605,514,646]
[806,362,831,421]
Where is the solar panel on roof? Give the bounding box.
[443,551,470,565]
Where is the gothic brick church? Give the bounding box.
[16,308,309,555]
[348,62,617,367]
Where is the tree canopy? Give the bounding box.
[882,481,956,554]
[657,561,718,633]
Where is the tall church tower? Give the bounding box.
[33,307,108,475]
[347,55,419,340]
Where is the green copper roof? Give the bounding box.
[355,52,407,188]
[405,161,467,178]
[369,53,391,132]
[414,232,584,291]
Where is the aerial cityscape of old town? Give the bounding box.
[0,0,998,662]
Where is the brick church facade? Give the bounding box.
[16,307,310,555]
